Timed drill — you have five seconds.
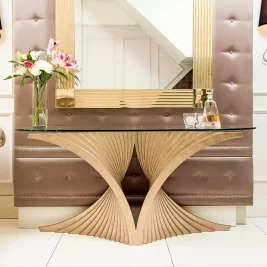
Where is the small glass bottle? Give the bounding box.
[203,89,221,129]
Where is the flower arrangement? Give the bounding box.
[4,38,79,127]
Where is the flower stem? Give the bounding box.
[33,77,47,127]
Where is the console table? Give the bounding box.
[17,125,255,246]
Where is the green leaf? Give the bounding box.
[27,54,32,61]
[3,74,22,81]
[20,77,25,88]
[8,60,23,65]
[54,70,69,81]
[17,51,25,62]
[68,71,80,83]
[57,74,65,88]
[3,76,13,80]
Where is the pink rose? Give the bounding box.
[23,61,34,68]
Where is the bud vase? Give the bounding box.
[32,77,48,128]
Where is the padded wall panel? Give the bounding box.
[14,0,253,207]
[15,146,253,158]
[213,0,253,141]
[14,157,253,207]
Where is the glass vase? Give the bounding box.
[32,77,48,128]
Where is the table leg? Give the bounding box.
[29,132,137,244]
[135,132,242,244]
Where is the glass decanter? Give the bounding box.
[203,89,221,129]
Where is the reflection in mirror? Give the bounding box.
[74,0,194,90]
[55,0,212,108]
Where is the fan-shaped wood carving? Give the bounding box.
[28,131,242,245]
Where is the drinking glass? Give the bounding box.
[183,113,197,128]
[196,113,204,129]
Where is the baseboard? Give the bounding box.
[19,206,237,229]
[0,196,18,219]
[247,196,267,217]
[247,179,267,218]
[183,206,237,226]
[236,206,247,224]
[19,206,88,229]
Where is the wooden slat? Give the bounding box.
[56,0,75,90]
[74,89,194,108]
[193,0,212,89]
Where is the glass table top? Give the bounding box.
[16,125,256,133]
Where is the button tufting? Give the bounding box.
[230,82,234,85]
[67,112,71,116]
[35,174,40,180]
[100,112,104,116]
[230,113,233,116]
[165,113,169,117]
[197,174,202,179]
[230,19,234,22]
[34,17,38,21]
[67,174,72,180]
[230,51,233,54]
[132,174,136,178]
[132,113,136,116]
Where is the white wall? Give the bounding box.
[0,0,14,195]
[115,0,193,64]
[127,0,193,58]
[247,0,267,217]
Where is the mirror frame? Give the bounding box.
[55,0,212,109]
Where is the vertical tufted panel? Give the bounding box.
[213,0,253,146]
[14,0,253,207]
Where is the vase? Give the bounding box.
[32,77,48,128]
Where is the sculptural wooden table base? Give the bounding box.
[28,131,242,245]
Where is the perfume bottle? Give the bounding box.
[203,89,221,129]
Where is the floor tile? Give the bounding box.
[0,220,62,267]
[167,221,267,267]
[48,234,173,267]
[250,218,267,234]
[2,219,267,267]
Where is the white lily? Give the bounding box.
[12,66,27,77]
[29,66,41,76]
[17,51,27,62]
[30,51,42,61]
[35,60,54,74]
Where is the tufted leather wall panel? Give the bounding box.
[14,0,253,207]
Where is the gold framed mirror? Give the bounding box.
[55,0,212,108]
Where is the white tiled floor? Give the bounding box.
[0,219,267,267]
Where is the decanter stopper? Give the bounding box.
[203,89,221,129]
